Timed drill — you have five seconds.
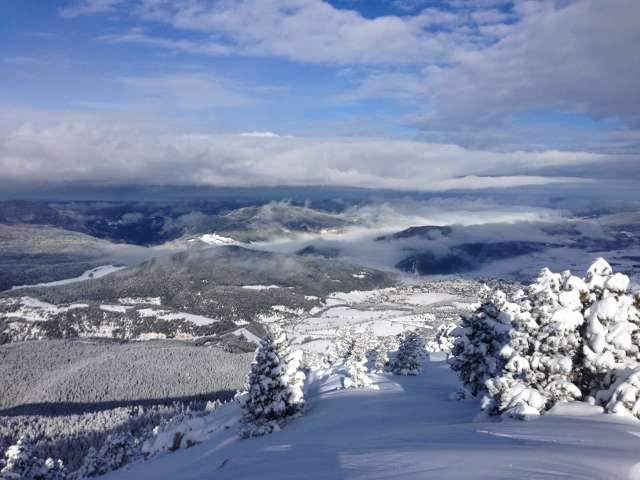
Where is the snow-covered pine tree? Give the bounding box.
[392,331,425,376]
[328,326,373,361]
[325,329,349,365]
[75,447,99,478]
[630,291,640,360]
[605,367,640,419]
[341,339,373,389]
[425,322,458,354]
[479,287,543,417]
[374,346,389,374]
[454,258,640,419]
[74,432,140,477]
[237,327,305,438]
[528,269,586,405]
[600,295,640,419]
[486,268,587,418]
[483,375,546,419]
[581,258,638,400]
[449,289,513,398]
[0,436,65,480]
[483,266,595,417]
[371,335,399,374]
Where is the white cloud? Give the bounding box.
[318,0,640,148]
[94,0,466,65]
[60,0,125,18]
[98,30,233,56]
[239,131,281,137]
[334,72,426,103]
[117,73,255,109]
[419,0,640,129]
[0,111,614,191]
[70,1,640,135]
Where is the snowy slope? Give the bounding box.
[105,357,640,480]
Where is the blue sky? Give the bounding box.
[0,0,638,190]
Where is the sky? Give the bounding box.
[0,0,639,192]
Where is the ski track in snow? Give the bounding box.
[105,358,640,480]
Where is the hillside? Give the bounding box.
[0,246,397,344]
[0,340,252,412]
[104,357,640,480]
[0,224,151,292]
[192,202,353,243]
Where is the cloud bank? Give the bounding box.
[0,111,614,191]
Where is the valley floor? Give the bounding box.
[105,357,640,480]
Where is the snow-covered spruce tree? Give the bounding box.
[392,331,425,376]
[324,328,352,365]
[481,290,542,418]
[74,432,140,478]
[599,291,640,419]
[75,447,99,479]
[581,258,638,401]
[328,328,366,364]
[342,339,373,389]
[455,258,640,419]
[630,291,640,356]
[449,289,514,398]
[237,327,305,438]
[327,328,374,389]
[371,335,399,374]
[483,266,606,417]
[0,436,65,480]
[425,322,458,354]
[605,366,640,418]
[486,268,588,418]
[374,346,390,374]
[528,269,586,406]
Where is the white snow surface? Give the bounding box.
[118,297,162,305]
[136,308,220,326]
[105,358,640,480]
[9,265,125,290]
[241,285,281,290]
[194,233,237,246]
[99,304,131,313]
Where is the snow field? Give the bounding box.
[241,285,281,290]
[118,297,162,305]
[9,265,126,290]
[136,308,221,326]
[100,304,131,313]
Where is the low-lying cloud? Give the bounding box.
[250,198,633,281]
[0,112,615,191]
